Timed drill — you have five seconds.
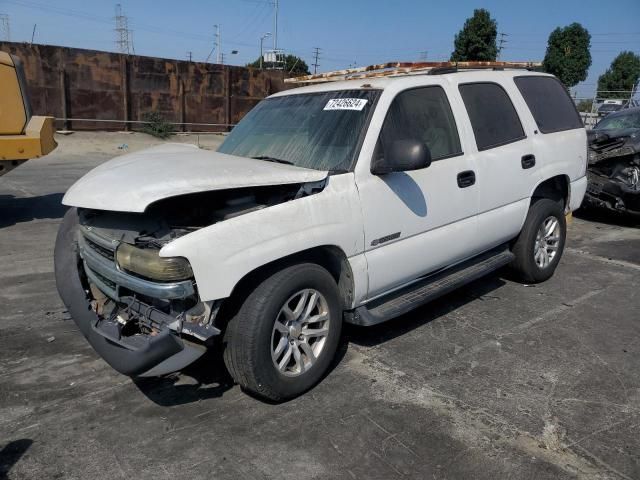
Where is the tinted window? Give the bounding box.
[514,76,583,133]
[378,86,462,161]
[459,83,525,151]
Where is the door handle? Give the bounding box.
[521,154,536,169]
[457,170,476,188]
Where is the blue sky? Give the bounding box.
[1,0,639,98]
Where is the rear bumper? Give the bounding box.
[54,209,210,377]
[569,175,588,212]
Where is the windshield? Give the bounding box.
[218,90,380,172]
[595,110,640,130]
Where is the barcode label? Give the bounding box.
[323,98,368,111]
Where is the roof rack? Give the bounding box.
[285,61,543,84]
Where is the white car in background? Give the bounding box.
[55,66,587,401]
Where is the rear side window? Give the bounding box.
[514,76,583,133]
[378,86,462,161]
[459,83,525,151]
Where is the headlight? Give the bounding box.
[116,243,193,281]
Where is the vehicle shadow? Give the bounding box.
[0,438,33,479]
[574,206,639,228]
[135,334,351,406]
[346,273,507,347]
[132,348,235,407]
[134,274,505,406]
[0,193,68,228]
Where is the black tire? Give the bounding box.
[223,263,342,401]
[510,198,567,283]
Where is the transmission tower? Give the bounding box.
[114,4,133,54]
[497,32,508,60]
[0,14,10,41]
[312,47,321,74]
[419,50,428,61]
[215,25,221,64]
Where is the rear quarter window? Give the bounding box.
[514,76,583,133]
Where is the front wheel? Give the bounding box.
[510,198,567,283]
[223,263,342,401]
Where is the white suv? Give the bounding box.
[55,67,587,400]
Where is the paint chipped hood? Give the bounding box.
[63,143,328,213]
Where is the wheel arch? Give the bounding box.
[530,174,570,211]
[225,245,355,312]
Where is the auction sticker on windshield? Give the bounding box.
[324,98,368,111]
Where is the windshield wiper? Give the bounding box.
[251,155,294,165]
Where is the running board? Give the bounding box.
[349,246,514,326]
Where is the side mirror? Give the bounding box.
[371,139,432,175]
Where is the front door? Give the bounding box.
[355,85,480,300]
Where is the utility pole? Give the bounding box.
[187,51,192,62]
[0,14,10,41]
[273,0,279,50]
[497,32,508,60]
[260,32,271,70]
[114,4,133,55]
[30,24,37,45]
[312,47,321,74]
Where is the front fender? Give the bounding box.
[160,173,364,301]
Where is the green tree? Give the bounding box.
[542,23,591,87]
[450,9,498,62]
[597,51,640,100]
[247,54,310,76]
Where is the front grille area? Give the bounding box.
[77,225,195,302]
[591,138,626,154]
[85,237,115,261]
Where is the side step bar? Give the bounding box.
[349,246,515,326]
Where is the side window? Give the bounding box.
[378,86,462,161]
[514,76,583,133]
[459,83,525,151]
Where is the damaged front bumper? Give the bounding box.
[54,209,220,377]
[585,128,640,215]
[584,170,640,215]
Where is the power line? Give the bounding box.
[312,47,321,74]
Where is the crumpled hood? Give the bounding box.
[588,127,640,145]
[63,143,328,213]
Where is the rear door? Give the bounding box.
[455,80,542,250]
[512,75,587,185]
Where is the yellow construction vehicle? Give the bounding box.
[0,51,57,177]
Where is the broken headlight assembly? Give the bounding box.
[116,242,193,281]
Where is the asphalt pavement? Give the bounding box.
[1,133,639,479]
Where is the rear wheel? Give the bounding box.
[510,198,566,283]
[223,263,342,401]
